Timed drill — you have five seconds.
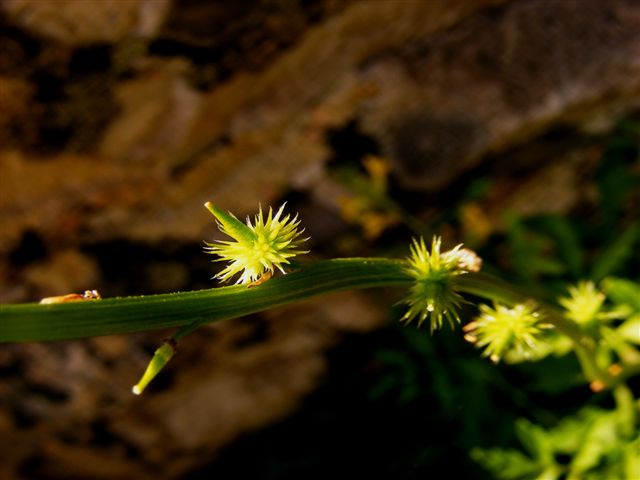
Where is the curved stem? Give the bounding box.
[0,259,617,389]
[0,258,410,342]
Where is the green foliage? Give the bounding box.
[470,276,640,479]
[368,324,520,447]
[595,119,640,232]
[503,214,639,302]
[501,118,640,294]
[506,215,568,284]
[590,224,640,281]
[472,391,638,480]
[602,277,640,313]
[435,118,640,478]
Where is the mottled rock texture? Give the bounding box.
[0,0,638,478]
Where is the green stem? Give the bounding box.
[0,258,409,342]
[0,259,616,388]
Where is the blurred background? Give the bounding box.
[0,0,638,478]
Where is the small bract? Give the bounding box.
[204,202,309,284]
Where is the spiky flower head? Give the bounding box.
[204,202,308,284]
[401,236,482,332]
[559,281,605,326]
[463,303,550,363]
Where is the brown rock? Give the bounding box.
[22,248,100,298]
[2,0,172,46]
[1,0,639,478]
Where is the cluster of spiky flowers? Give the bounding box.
[463,303,551,363]
[204,202,308,284]
[401,236,482,332]
[559,281,605,326]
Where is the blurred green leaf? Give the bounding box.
[623,436,640,480]
[471,447,547,480]
[617,316,640,344]
[464,176,492,201]
[474,402,637,480]
[369,349,421,404]
[601,277,640,312]
[590,224,639,281]
[546,408,597,454]
[596,120,640,228]
[530,215,584,278]
[515,419,553,463]
[567,412,619,479]
[506,215,566,283]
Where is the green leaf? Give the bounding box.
[567,411,619,478]
[547,409,600,454]
[506,215,566,282]
[476,403,636,480]
[515,419,554,463]
[617,316,640,344]
[596,139,640,229]
[590,224,639,281]
[471,447,545,480]
[370,349,421,404]
[601,277,640,312]
[531,215,584,278]
[623,436,640,480]
[507,344,582,394]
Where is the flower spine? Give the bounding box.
[204,202,309,284]
[463,303,550,363]
[401,236,482,332]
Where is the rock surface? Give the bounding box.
[0,0,638,478]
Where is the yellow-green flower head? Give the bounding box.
[204,202,309,284]
[559,281,605,325]
[463,303,550,363]
[401,236,482,332]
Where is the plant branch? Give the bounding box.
[0,258,619,389]
[0,258,409,342]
